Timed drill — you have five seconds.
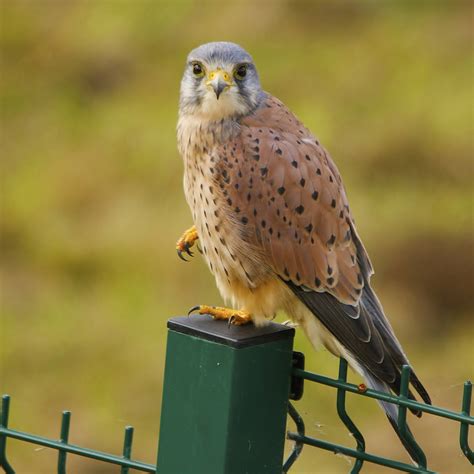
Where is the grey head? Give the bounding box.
[179,42,264,121]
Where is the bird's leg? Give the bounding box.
[176,225,198,261]
[189,305,252,326]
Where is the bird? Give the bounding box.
[175,41,431,464]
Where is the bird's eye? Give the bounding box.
[192,62,204,77]
[234,64,248,80]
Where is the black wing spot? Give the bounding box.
[295,205,304,214]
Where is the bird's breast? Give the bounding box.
[178,117,274,314]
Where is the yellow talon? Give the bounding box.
[189,305,252,326]
[176,225,199,261]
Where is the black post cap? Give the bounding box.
[168,315,295,349]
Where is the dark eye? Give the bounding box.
[235,64,247,80]
[192,62,204,77]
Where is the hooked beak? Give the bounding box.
[206,69,233,100]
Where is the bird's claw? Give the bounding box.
[188,305,252,326]
[176,225,199,262]
[177,242,193,261]
[188,305,202,316]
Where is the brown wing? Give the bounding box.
[220,94,372,305]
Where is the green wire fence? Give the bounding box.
[283,358,473,473]
[1,317,473,473]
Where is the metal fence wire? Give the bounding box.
[1,357,473,473]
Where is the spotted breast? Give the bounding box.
[178,114,283,318]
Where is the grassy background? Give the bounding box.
[1,1,472,473]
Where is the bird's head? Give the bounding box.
[179,42,263,121]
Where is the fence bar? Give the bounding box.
[57,411,71,474]
[283,402,305,473]
[0,395,15,474]
[293,368,474,424]
[0,426,155,472]
[121,426,134,474]
[287,433,435,474]
[157,315,295,474]
[460,381,473,464]
[336,359,365,474]
[397,366,427,468]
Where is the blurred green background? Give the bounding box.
[1,1,472,473]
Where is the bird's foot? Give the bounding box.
[176,225,199,261]
[188,305,252,326]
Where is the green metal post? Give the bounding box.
[157,315,295,474]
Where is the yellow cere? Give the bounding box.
[207,69,232,84]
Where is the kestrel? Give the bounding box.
[176,42,431,463]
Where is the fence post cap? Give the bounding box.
[167,315,295,349]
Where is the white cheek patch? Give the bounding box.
[181,79,196,102]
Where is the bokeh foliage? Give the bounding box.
[1,1,472,473]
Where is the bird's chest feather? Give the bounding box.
[178,117,268,303]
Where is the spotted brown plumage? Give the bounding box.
[225,95,364,304]
[177,41,431,464]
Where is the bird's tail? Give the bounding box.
[361,284,432,411]
[362,369,425,466]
